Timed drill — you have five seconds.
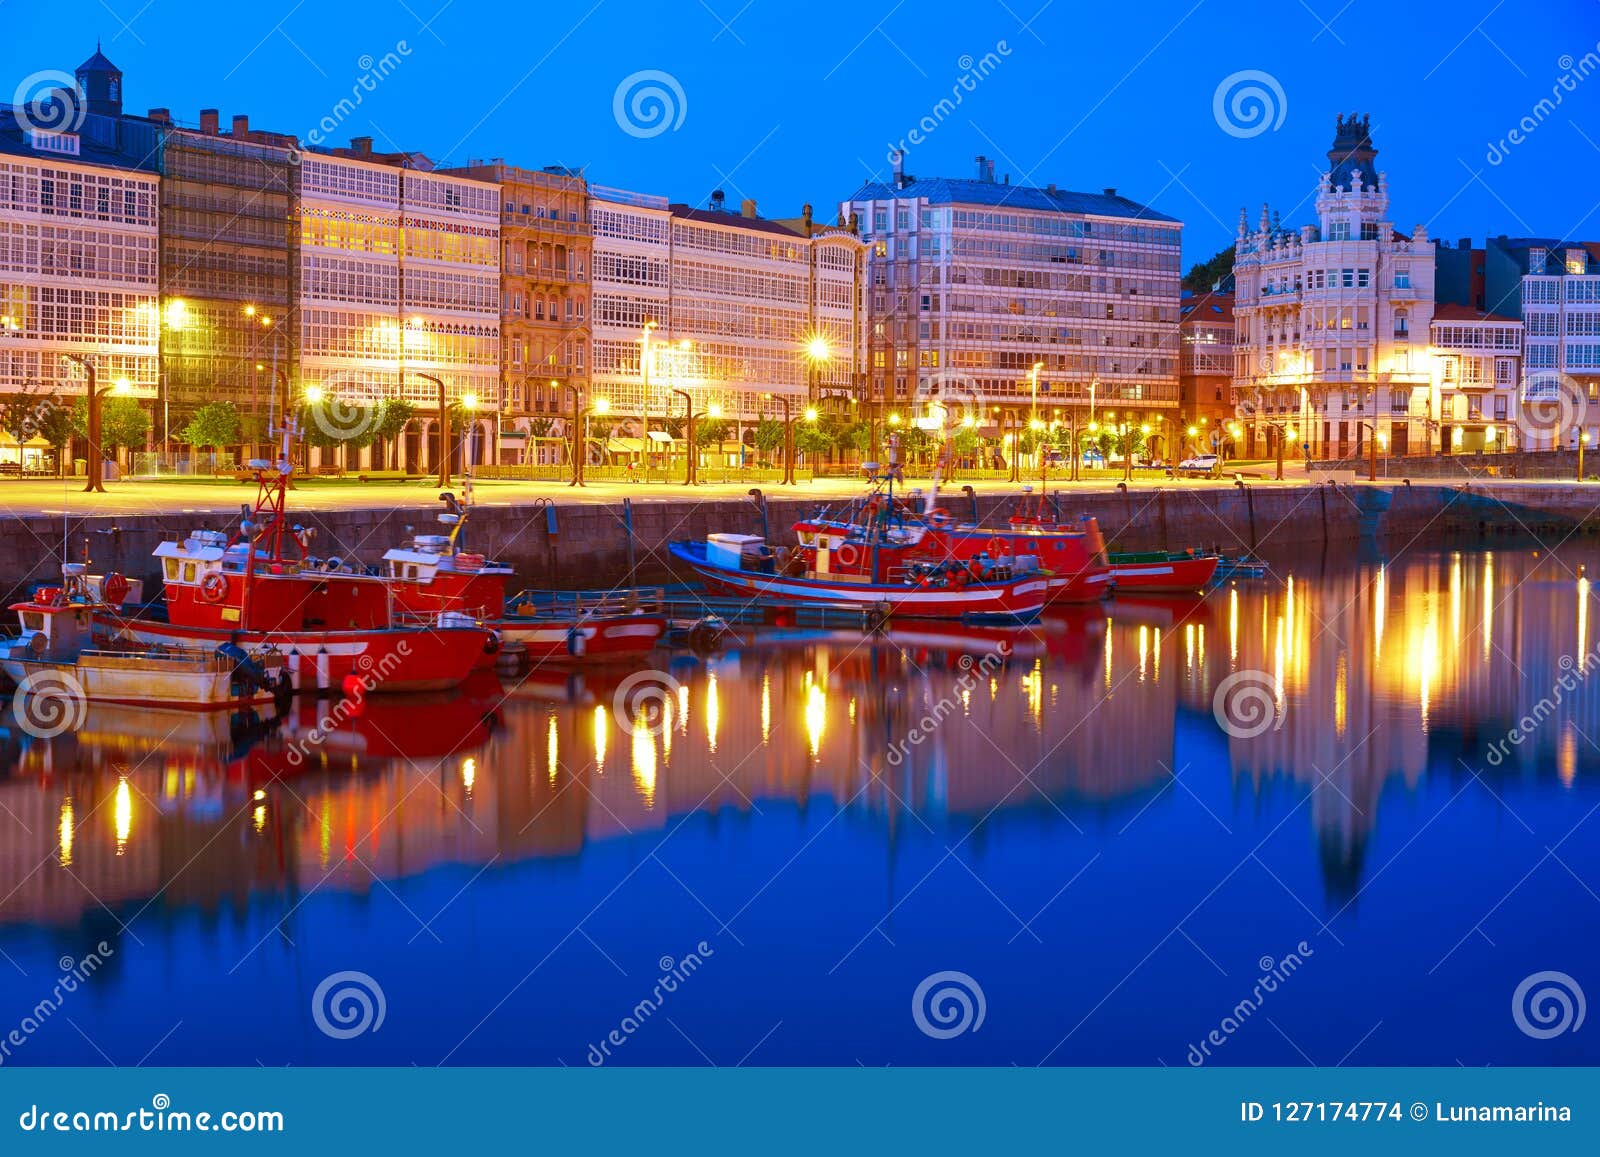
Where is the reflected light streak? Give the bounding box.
[633,718,657,806]
[58,798,73,867]
[113,777,132,855]
[761,672,771,744]
[805,681,827,758]
[593,705,608,769]
[705,673,720,753]
[547,714,559,784]
[1579,577,1591,671]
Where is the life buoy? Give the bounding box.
[927,509,954,529]
[835,543,861,568]
[987,535,1007,558]
[199,571,229,604]
[101,572,129,607]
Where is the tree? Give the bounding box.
[374,398,417,470]
[693,417,729,447]
[1184,245,1236,293]
[752,419,784,461]
[34,405,73,477]
[179,401,241,449]
[71,396,151,454]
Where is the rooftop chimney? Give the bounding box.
[350,136,373,156]
[1046,183,1057,195]
[1458,237,1471,249]
[710,189,726,211]
[802,203,813,230]
[199,109,219,135]
[892,149,906,189]
[147,108,171,124]
[740,198,757,218]
[975,155,995,182]
[232,114,250,138]
[1103,187,1117,197]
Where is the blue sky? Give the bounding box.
[6,0,1600,267]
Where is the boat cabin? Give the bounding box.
[157,530,395,632]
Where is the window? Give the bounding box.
[182,563,197,583]
[1328,221,1351,241]
[1357,269,1370,288]
[1395,267,1410,289]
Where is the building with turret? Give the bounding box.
[0,47,161,448]
[1232,115,1437,458]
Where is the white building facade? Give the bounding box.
[296,145,499,465]
[1428,305,1522,452]
[588,186,865,426]
[842,156,1182,435]
[1232,115,1438,458]
[0,132,159,404]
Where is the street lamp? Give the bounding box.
[63,354,131,493]
[564,384,585,488]
[413,372,449,489]
[640,320,658,469]
[460,392,479,476]
[805,335,830,404]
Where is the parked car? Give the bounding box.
[1177,454,1220,475]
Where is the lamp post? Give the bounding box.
[782,401,818,486]
[565,384,585,487]
[1028,361,1044,433]
[460,392,479,477]
[62,354,131,494]
[1007,412,1021,483]
[412,372,449,489]
[672,388,697,485]
[641,320,657,475]
[805,335,830,405]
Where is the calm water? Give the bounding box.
[2,539,1598,1067]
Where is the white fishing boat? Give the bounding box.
[2,564,289,710]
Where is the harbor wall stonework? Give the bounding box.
[1,482,1597,596]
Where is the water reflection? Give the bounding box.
[1,545,1596,933]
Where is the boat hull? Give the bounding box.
[2,655,274,709]
[94,618,490,693]
[1109,555,1220,593]
[670,543,1047,620]
[492,614,668,662]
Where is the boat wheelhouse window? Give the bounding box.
[20,612,43,631]
[182,562,197,583]
[164,559,179,580]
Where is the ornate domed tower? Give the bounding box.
[74,42,123,118]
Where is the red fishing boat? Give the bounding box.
[1106,550,1220,593]
[791,483,1111,604]
[379,489,669,664]
[95,434,493,694]
[668,537,1049,621]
